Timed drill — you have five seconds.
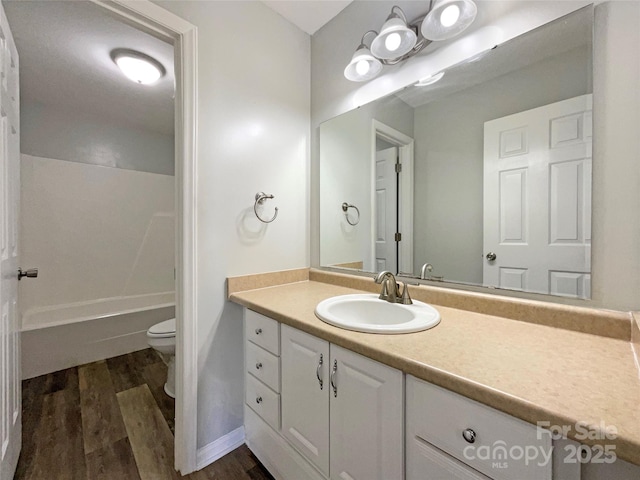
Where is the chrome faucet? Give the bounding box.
[420,263,433,280]
[374,271,412,305]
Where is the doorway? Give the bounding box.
[0,0,198,476]
[371,120,414,275]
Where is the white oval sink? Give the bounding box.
[314,294,440,334]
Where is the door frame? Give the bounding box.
[371,120,414,274]
[92,1,198,474]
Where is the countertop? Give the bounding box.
[229,279,640,466]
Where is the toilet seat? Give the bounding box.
[147,318,176,338]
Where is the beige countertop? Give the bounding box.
[229,277,640,466]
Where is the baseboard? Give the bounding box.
[195,426,246,471]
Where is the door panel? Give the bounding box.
[0,3,20,478]
[329,344,403,480]
[483,95,592,298]
[374,147,397,273]
[280,325,330,476]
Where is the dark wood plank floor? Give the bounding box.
[15,348,273,480]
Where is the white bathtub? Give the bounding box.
[21,292,175,379]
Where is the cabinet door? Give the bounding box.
[281,325,330,476]
[329,344,403,480]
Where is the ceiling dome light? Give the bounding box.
[371,7,417,60]
[421,0,477,41]
[344,43,383,82]
[415,71,445,86]
[111,49,165,85]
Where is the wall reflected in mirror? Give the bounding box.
[319,6,593,299]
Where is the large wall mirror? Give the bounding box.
[320,6,593,300]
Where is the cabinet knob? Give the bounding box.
[255,362,263,370]
[462,428,477,444]
[255,328,262,335]
[256,396,263,404]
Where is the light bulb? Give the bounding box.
[356,60,370,76]
[115,54,163,84]
[384,32,402,52]
[440,4,461,27]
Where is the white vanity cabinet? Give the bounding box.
[406,375,552,480]
[280,324,404,480]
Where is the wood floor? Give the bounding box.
[15,348,273,480]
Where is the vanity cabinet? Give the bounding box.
[281,324,404,480]
[406,375,552,480]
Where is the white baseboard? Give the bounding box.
[195,426,246,471]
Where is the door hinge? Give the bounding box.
[395,163,402,173]
[395,232,402,242]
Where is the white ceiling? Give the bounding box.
[4,0,175,135]
[262,0,352,35]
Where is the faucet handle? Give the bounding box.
[398,282,413,305]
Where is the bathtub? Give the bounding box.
[21,292,175,379]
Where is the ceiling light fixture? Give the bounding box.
[344,1,478,83]
[415,71,445,86]
[111,49,165,85]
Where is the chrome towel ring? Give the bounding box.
[254,192,278,223]
[342,202,360,226]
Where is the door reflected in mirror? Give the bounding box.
[319,6,593,299]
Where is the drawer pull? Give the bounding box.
[462,428,477,444]
[255,362,263,370]
[256,396,263,404]
[316,353,324,390]
[255,328,263,335]
[331,359,338,397]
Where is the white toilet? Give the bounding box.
[146,318,176,398]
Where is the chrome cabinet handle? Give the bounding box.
[316,354,324,390]
[462,428,477,444]
[330,359,338,398]
[485,252,497,262]
[256,396,263,404]
[255,328,262,335]
[255,362,262,370]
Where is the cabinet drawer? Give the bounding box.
[407,435,492,480]
[245,309,280,355]
[246,341,280,392]
[246,374,280,431]
[406,376,551,480]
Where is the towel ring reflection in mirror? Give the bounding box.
[342,202,360,226]
[254,192,278,223]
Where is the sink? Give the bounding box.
[314,294,440,334]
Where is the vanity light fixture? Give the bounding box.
[111,49,165,85]
[344,1,477,82]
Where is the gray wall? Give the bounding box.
[320,96,413,269]
[21,102,175,176]
[413,46,591,284]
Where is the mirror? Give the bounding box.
[320,6,593,299]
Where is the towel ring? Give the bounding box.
[254,192,278,223]
[342,202,360,226]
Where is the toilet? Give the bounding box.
[146,318,176,398]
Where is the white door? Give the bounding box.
[0,4,20,479]
[483,94,592,298]
[374,146,397,273]
[329,344,403,480]
[280,325,330,476]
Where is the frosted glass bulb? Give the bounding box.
[440,5,461,27]
[385,32,402,52]
[115,56,162,84]
[356,59,370,76]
